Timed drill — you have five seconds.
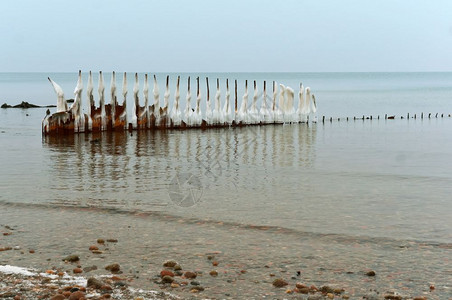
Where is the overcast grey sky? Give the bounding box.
[1,0,452,72]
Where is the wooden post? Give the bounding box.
[414,114,416,119]
[322,116,325,123]
[435,113,438,118]
[421,112,424,119]
[385,114,387,120]
[407,113,409,119]
[428,113,431,118]
[235,79,238,113]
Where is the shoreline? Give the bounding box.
[1,204,446,299]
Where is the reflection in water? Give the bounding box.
[42,125,317,211]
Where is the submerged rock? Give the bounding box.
[272,278,288,288]
[62,255,80,262]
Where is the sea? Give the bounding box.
[0,72,451,298]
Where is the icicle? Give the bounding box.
[163,75,170,117]
[223,79,231,125]
[184,76,193,126]
[48,77,67,113]
[132,73,139,129]
[271,81,278,123]
[304,87,312,122]
[212,78,222,124]
[311,93,318,122]
[248,80,259,124]
[99,71,106,130]
[153,75,160,125]
[110,71,117,127]
[237,80,248,123]
[284,86,295,123]
[119,72,127,129]
[86,71,93,131]
[142,74,150,128]
[205,77,213,124]
[171,76,182,126]
[192,77,202,126]
[71,70,84,132]
[297,83,306,123]
[260,81,272,123]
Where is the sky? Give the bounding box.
[1,0,452,72]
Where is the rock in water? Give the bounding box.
[62,255,80,262]
[272,278,288,288]
[163,260,178,268]
[87,277,104,289]
[105,263,120,273]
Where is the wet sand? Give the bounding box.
[1,203,448,299]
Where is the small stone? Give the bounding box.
[29,249,35,254]
[207,255,214,260]
[212,261,219,266]
[429,284,435,290]
[298,287,310,294]
[62,255,80,262]
[173,264,182,271]
[101,285,113,291]
[163,260,178,268]
[383,295,402,300]
[105,263,120,273]
[209,270,218,277]
[307,295,323,300]
[334,288,344,294]
[413,297,426,300]
[175,270,183,276]
[342,296,350,299]
[161,275,174,284]
[83,265,98,272]
[184,271,197,279]
[50,295,65,300]
[191,286,204,291]
[160,270,174,277]
[106,239,118,243]
[296,283,308,289]
[89,245,99,251]
[269,273,275,277]
[87,277,104,289]
[272,278,288,288]
[73,268,83,274]
[91,250,103,254]
[240,270,247,274]
[327,293,334,299]
[285,289,293,294]
[366,270,376,276]
[68,291,85,300]
[170,283,179,288]
[97,239,105,244]
[190,281,200,286]
[320,286,334,294]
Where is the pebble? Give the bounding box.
[272,278,288,288]
[105,263,120,273]
[191,286,204,292]
[161,276,174,284]
[190,281,200,286]
[50,295,65,300]
[209,270,218,277]
[163,260,178,268]
[327,293,334,299]
[212,261,219,266]
[307,295,323,300]
[29,249,35,254]
[97,239,105,244]
[73,268,83,274]
[320,286,334,294]
[87,277,104,289]
[184,271,197,279]
[62,255,80,262]
[68,291,85,300]
[298,287,309,294]
[160,270,174,277]
[106,239,118,243]
[170,283,179,288]
[366,270,376,276]
[83,265,98,272]
[173,264,182,271]
[89,245,99,251]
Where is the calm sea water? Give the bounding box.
[0,72,451,298]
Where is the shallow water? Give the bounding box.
[0,72,451,298]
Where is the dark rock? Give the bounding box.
[50,295,66,300]
[87,277,104,289]
[366,270,376,276]
[106,239,118,243]
[83,265,98,272]
[160,270,174,277]
[173,264,182,271]
[190,281,200,286]
[272,278,288,288]
[105,263,120,273]
[161,275,174,284]
[62,255,80,262]
[184,271,197,279]
[1,103,12,108]
[12,101,41,108]
[163,260,178,268]
[68,291,85,300]
[209,270,218,277]
[69,288,79,293]
[191,286,204,292]
[320,286,334,293]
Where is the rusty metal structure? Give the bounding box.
[42,71,317,135]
